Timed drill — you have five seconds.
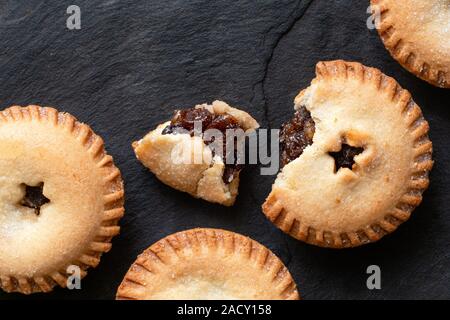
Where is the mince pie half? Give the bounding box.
[372,0,450,88]
[0,105,124,294]
[132,100,259,206]
[262,60,433,248]
[116,228,299,300]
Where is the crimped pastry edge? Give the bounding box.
[371,0,449,88]
[116,228,300,300]
[0,105,125,294]
[262,60,433,249]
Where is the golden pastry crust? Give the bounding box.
[372,0,450,88]
[262,60,433,248]
[116,228,299,300]
[132,100,259,206]
[0,105,124,294]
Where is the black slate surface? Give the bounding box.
[0,0,449,300]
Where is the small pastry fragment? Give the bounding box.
[0,105,124,294]
[116,228,299,300]
[132,100,259,206]
[262,60,433,248]
[371,0,450,88]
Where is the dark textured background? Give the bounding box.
[1,0,449,300]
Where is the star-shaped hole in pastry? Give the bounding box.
[20,182,50,215]
[329,144,364,172]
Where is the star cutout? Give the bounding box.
[329,144,364,172]
[20,183,50,215]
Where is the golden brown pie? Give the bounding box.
[372,0,450,88]
[0,105,124,294]
[262,60,433,248]
[132,100,259,206]
[116,228,299,300]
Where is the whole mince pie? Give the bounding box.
[0,105,125,294]
[116,228,299,300]
[132,100,259,206]
[371,0,450,88]
[262,60,433,248]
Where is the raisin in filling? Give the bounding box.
[20,182,50,216]
[162,108,243,184]
[162,108,213,135]
[329,144,364,172]
[280,106,315,167]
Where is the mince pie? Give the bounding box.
[0,105,124,294]
[372,0,450,88]
[132,100,259,206]
[262,60,433,248]
[116,228,299,300]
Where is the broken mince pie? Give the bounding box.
[116,228,299,300]
[132,100,259,206]
[371,0,450,88]
[263,60,433,248]
[0,105,124,294]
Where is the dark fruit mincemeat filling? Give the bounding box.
[280,106,363,170]
[280,106,316,167]
[162,108,244,184]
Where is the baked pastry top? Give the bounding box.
[133,100,259,206]
[0,106,124,294]
[372,0,450,88]
[263,60,433,248]
[116,228,299,300]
